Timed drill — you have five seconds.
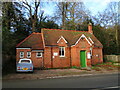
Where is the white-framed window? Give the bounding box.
[36,52,42,57]
[27,51,31,58]
[59,47,65,57]
[20,52,24,58]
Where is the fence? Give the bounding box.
[104,55,120,62]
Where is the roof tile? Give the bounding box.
[16,33,44,50]
[16,28,103,49]
[41,28,103,47]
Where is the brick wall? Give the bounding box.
[43,36,103,68]
[31,51,43,68]
[43,47,52,68]
[16,37,103,68]
[43,37,71,68]
[52,47,70,68]
[16,49,31,62]
[92,48,103,65]
[71,38,92,67]
[43,46,71,68]
[16,49,43,68]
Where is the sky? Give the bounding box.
[84,1,110,15]
[41,0,119,16]
[1,0,119,19]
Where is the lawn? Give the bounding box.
[91,61,120,71]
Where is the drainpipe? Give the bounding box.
[42,51,44,69]
[70,46,72,67]
[90,47,92,57]
[90,47,93,64]
[51,46,53,68]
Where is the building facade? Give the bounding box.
[16,24,103,68]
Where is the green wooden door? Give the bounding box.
[80,51,86,67]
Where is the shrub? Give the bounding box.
[71,66,77,69]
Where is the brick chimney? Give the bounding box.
[88,22,93,34]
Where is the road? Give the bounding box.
[2,73,119,89]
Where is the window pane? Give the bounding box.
[21,60,30,63]
[59,47,65,57]
[37,52,42,57]
[27,52,31,58]
[20,52,24,58]
[59,48,61,56]
[61,47,64,51]
[62,51,64,56]
[38,52,41,56]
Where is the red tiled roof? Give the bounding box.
[41,28,103,47]
[16,28,103,49]
[16,33,44,50]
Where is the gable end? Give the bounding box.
[72,34,92,46]
[57,36,68,44]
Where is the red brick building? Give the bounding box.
[16,24,103,68]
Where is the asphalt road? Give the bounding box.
[2,73,119,89]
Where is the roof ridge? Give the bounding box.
[42,28,88,33]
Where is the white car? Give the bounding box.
[16,58,33,72]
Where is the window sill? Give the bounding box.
[59,56,65,58]
[20,57,24,58]
[36,57,42,58]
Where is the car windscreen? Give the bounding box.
[20,60,30,63]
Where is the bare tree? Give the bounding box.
[66,2,91,30]
[93,2,119,53]
[22,0,41,32]
[53,2,91,30]
[93,2,118,27]
[53,2,69,29]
